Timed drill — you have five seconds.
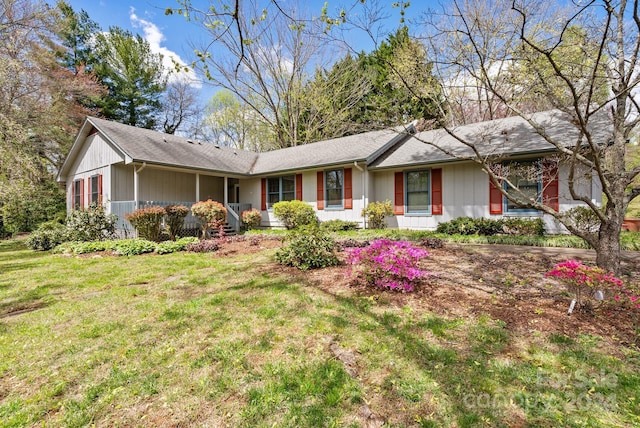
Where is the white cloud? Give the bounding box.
[129,8,201,88]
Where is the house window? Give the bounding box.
[406,170,430,213]
[504,161,541,213]
[325,169,343,208]
[73,179,82,209]
[267,175,295,209]
[90,175,100,204]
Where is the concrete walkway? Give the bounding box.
[454,243,640,264]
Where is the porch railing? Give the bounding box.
[109,201,252,236]
[109,201,199,237]
[226,203,252,232]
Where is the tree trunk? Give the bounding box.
[595,219,622,274]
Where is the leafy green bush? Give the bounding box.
[112,239,157,256]
[502,218,545,236]
[26,222,70,251]
[436,216,545,236]
[241,208,262,230]
[125,206,166,242]
[1,181,65,233]
[272,200,317,230]
[563,206,601,234]
[321,219,359,232]
[275,227,340,270]
[436,217,479,235]
[165,204,190,240]
[185,239,220,253]
[191,200,227,238]
[156,237,199,254]
[53,240,116,255]
[66,203,118,241]
[361,200,393,229]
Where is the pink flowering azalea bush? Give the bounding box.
[545,260,626,309]
[345,239,434,292]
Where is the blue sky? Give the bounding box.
[65,0,432,103]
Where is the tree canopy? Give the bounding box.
[92,27,166,129]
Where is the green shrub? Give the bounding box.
[502,218,545,236]
[474,218,504,236]
[241,208,262,230]
[125,206,166,242]
[156,236,199,254]
[112,239,157,256]
[53,240,116,255]
[275,227,340,270]
[26,222,70,251]
[563,206,601,234]
[165,204,190,240]
[362,200,393,229]
[66,203,118,241]
[191,200,227,238]
[436,217,545,236]
[321,219,359,232]
[272,200,317,229]
[436,217,479,235]
[0,212,8,239]
[1,181,65,233]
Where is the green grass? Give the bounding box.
[1,238,639,426]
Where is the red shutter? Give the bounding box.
[344,168,353,209]
[394,172,404,215]
[431,168,442,215]
[489,178,503,215]
[98,174,103,204]
[316,171,324,210]
[261,178,267,211]
[296,174,303,201]
[80,178,85,209]
[543,160,559,211]
[71,181,75,210]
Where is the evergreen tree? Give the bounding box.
[92,27,166,129]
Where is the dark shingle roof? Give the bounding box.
[87,116,258,174]
[250,128,409,174]
[370,110,612,169]
[59,110,611,181]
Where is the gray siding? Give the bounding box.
[69,134,123,176]
[138,168,196,201]
[112,164,134,201]
[198,175,224,202]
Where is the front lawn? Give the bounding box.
[1,238,639,427]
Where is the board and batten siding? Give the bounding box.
[372,161,602,233]
[111,164,134,201]
[136,168,195,202]
[69,134,124,176]
[65,134,125,210]
[198,175,224,202]
[251,167,368,228]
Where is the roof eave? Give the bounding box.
[368,147,559,171]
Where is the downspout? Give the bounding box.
[354,161,367,229]
[133,162,147,210]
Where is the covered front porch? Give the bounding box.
[107,163,252,235]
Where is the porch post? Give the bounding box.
[195,173,200,203]
[223,176,228,205]
[134,166,139,210]
[133,162,146,210]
